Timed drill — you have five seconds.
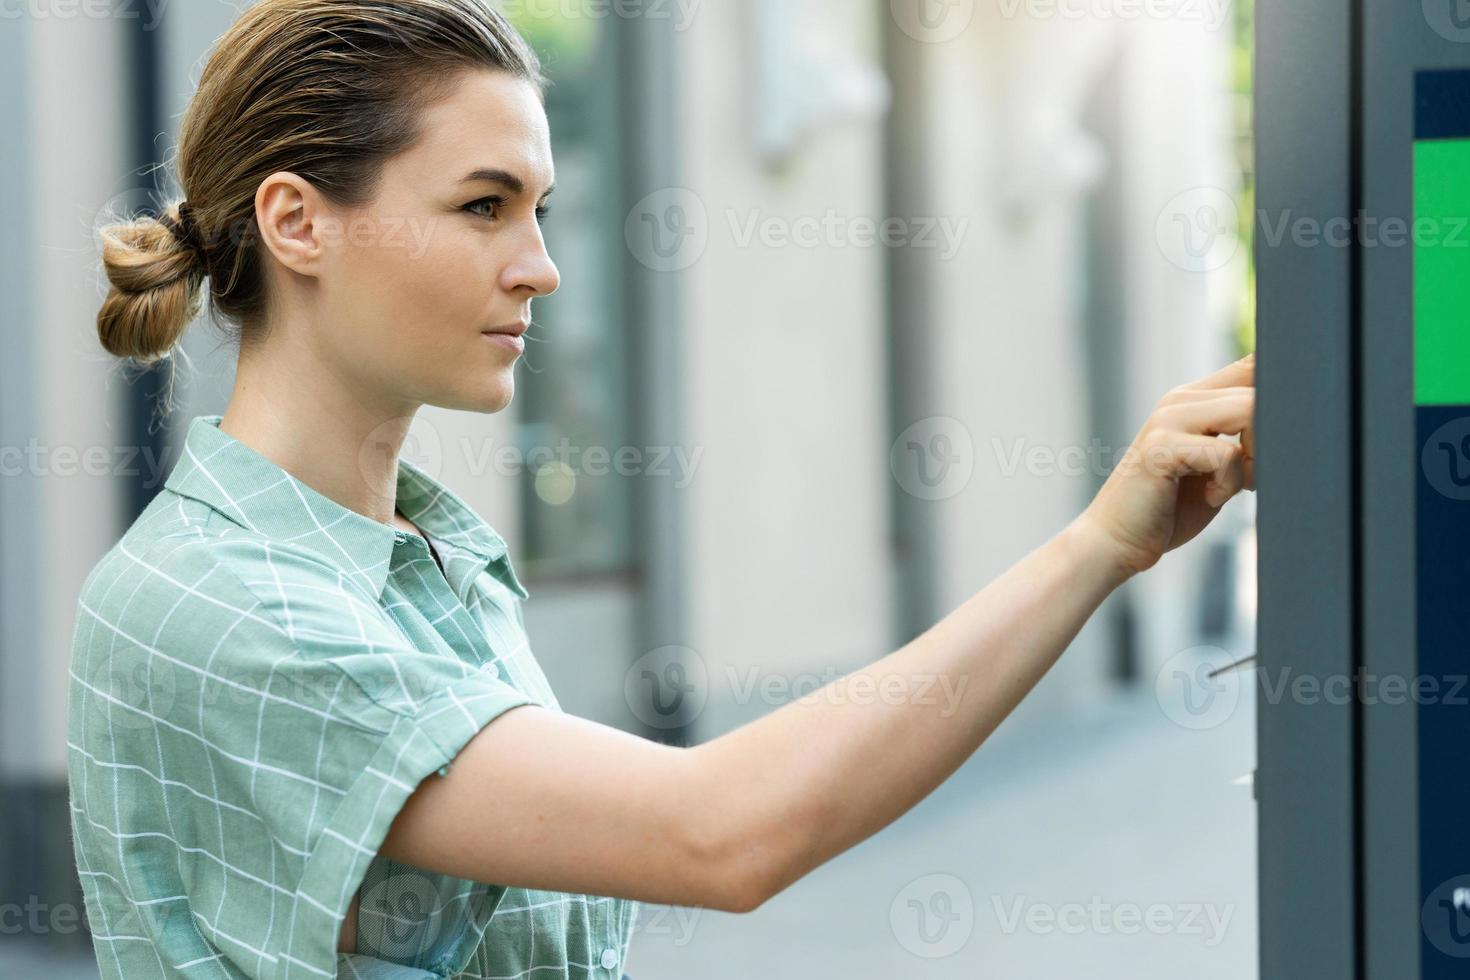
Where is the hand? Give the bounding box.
[1074,353,1256,578]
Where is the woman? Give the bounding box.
[74,1,1256,978]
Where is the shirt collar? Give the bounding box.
[163,414,529,602]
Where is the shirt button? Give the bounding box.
[599,948,619,971]
[393,532,407,545]
[484,662,500,678]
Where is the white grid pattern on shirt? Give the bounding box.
[66,415,637,980]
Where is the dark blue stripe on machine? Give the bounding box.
[1416,69,1470,141]
[1415,404,1470,976]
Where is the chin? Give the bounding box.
[422,359,517,413]
[446,379,515,414]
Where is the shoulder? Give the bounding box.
[74,491,406,680]
[72,490,520,726]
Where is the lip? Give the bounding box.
[481,321,528,356]
[482,321,530,337]
[482,332,525,354]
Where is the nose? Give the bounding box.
[502,223,560,298]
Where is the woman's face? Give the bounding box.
[298,69,560,415]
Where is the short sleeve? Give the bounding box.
[75,535,536,980]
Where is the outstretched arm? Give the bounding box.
[378,355,1256,914]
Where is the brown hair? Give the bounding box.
[96,0,546,364]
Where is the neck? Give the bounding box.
[219,334,418,527]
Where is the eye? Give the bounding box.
[464,196,552,226]
[464,196,505,220]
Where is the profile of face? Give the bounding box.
[254,69,559,416]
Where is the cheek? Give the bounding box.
[337,220,495,331]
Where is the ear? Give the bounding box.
[254,172,331,277]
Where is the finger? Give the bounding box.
[1158,391,1254,437]
[1133,432,1242,483]
[1204,444,1247,508]
[1180,352,1256,393]
[1161,385,1253,404]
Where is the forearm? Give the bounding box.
[688,518,1132,908]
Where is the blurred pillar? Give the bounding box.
[0,3,138,950]
[675,0,895,740]
[885,9,1119,722]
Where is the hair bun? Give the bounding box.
[158,203,210,271]
[95,206,206,363]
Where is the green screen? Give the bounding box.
[1414,138,1470,405]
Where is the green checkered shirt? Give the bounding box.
[66,414,639,979]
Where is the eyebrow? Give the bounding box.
[459,168,555,199]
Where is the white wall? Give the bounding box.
[885,6,1239,723]
[677,0,896,739]
[1111,16,1243,681]
[9,15,136,781]
[893,12,1123,722]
